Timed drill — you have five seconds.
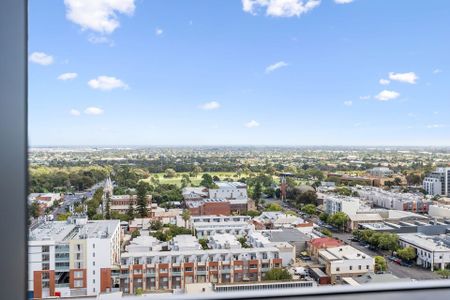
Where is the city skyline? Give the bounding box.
[29,0,450,146]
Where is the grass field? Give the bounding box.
[142,172,245,187]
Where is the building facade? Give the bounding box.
[423,168,450,196]
[28,217,121,299]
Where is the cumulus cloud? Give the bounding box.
[245,120,260,128]
[265,61,288,73]
[359,95,371,100]
[58,72,78,81]
[334,0,353,3]
[29,52,54,65]
[199,101,221,110]
[433,69,442,74]
[242,0,321,18]
[69,109,81,116]
[343,101,352,106]
[388,72,418,84]
[84,107,104,115]
[155,28,163,36]
[375,90,400,101]
[88,76,128,91]
[64,0,136,34]
[379,78,390,85]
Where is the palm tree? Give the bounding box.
[181,209,191,228]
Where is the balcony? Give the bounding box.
[171,272,181,276]
[196,271,207,275]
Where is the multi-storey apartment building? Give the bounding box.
[423,168,450,196]
[318,245,374,284]
[358,187,431,213]
[28,216,121,299]
[187,199,231,216]
[209,181,249,213]
[324,196,361,215]
[190,215,254,238]
[398,233,450,271]
[118,246,282,294]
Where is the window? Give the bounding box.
[74,280,83,288]
[18,1,450,300]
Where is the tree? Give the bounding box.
[238,237,251,248]
[126,196,135,221]
[150,220,163,231]
[253,181,262,206]
[436,269,450,279]
[136,182,150,218]
[375,256,388,272]
[377,233,399,251]
[190,165,202,177]
[200,173,215,188]
[104,192,111,220]
[135,288,143,295]
[180,174,191,188]
[393,177,402,186]
[265,203,282,212]
[212,175,220,182]
[264,269,292,281]
[199,238,209,250]
[301,204,316,215]
[29,202,41,218]
[181,209,191,228]
[131,230,141,239]
[328,212,349,231]
[397,246,416,261]
[246,210,261,217]
[57,212,71,221]
[320,228,332,237]
[164,168,177,178]
[319,212,329,223]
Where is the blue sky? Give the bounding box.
[28,0,450,146]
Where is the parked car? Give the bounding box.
[400,261,413,267]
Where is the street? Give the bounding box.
[332,232,441,280]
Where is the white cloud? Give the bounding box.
[265,61,288,73]
[407,112,416,118]
[58,72,78,81]
[245,120,260,128]
[84,107,104,115]
[88,76,128,91]
[433,69,442,74]
[359,95,371,100]
[379,78,390,85]
[242,0,321,18]
[199,101,221,110]
[64,0,135,34]
[155,28,163,36]
[388,72,418,84]
[335,0,354,3]
[29,52,54,65]
[88,34,114,46]
[375,90,400,101]
[426,124,445,129]
[69,109,81,116]
[344,101,353,106]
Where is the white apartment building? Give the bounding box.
[357,187,430,213]
[208,233,243,250]
[428,204,450,219]
[399,233,450,271]
[118,245,283,293]
[324,196,361,215]
[423,168,450,196]
[190,215,254,238]
[318,245,374,283]
[28,216,121,299]
[209,182,248,201]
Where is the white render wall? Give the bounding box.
[429,205,450,218]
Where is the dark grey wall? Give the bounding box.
[0,0,27,299]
